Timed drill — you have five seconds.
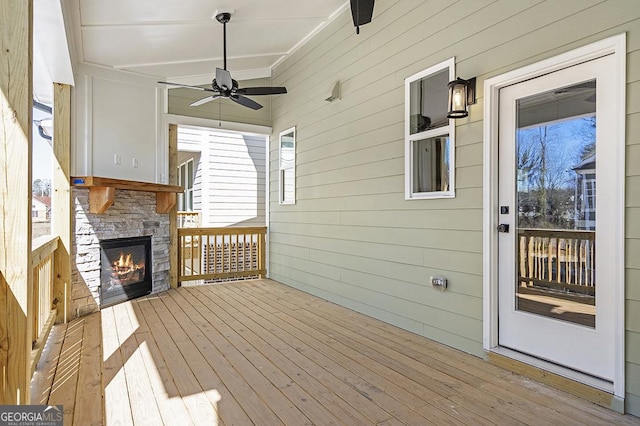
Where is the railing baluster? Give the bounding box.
[30,235,60,376]
[517,228,595,296]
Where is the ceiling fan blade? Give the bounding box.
[237,86,288,96]
[190,95,221,107]
[216,68,233,91]
[230,95,263,110]
[158,81,217,92]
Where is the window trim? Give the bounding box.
[279,126,296,205]
[404,57,456,200]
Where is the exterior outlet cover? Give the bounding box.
[430,276,447,290]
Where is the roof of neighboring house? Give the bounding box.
[572,153,596,171]
[33,196,51,207]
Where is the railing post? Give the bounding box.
[0,0,33,404]
[53,83,72,323]
[260,227,266,277]
[169,124,179,288]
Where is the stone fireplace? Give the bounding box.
[72,187,171,317]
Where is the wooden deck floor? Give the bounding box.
[31,279,640,425]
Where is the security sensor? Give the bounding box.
[325,81,341,102]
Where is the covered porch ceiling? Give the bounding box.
[36,0,349,105]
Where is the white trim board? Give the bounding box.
[482,33,626,399]
[163,113,272,137]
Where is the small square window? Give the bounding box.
[178,158,195,211]
[405,58,455,199]
[279,127,296,204]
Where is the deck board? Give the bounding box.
[172,288,319,425]
[213,284,440,424]
[32,279,640,425]
[138,295,223,425]
[47,316,85,425]
[72,313,103,426]
[102,307,134,426]
[185,286,379,425]
[30,321,67,405]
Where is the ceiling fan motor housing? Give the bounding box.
[215,12,231,24]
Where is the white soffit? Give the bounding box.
[34,0,74,105]
[72,0,349,84]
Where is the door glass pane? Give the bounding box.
[515,80,596,328]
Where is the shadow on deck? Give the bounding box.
[30,279,640,425]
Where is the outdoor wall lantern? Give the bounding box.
[447,77,476,119]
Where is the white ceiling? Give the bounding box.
[65,0,349,84]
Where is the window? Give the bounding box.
[279,127,296,204]
[178,159,194,211]
[405,58,455,199]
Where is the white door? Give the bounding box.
[498,54,617,381]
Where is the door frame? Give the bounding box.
[482,34,626,398]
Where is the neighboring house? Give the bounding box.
[31,196,50,222]
[177,126,266,228]
[573,153,596,231]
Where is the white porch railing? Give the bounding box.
[178,227,266,282]
[518,228,595,296]
[30,235,59,375]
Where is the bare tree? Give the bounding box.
[32,178,51,196]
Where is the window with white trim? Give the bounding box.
[279,127,296,204]
[405,58,455,199]
[177,159,194,211]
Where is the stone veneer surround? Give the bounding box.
[72,188,170,317]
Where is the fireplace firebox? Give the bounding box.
[100,236,152,307]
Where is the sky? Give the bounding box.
[32,107,53,181]
[517,116,595,191]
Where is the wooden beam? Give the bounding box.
[156,192,176,214]
[53,83,71,323]
[88,186,115,214]
[71,176,182,214]
[168,124,178,288]
[0,0,33,404]
[72,176,182,193]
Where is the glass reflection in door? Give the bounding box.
[514,80,596,328]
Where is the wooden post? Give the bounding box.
[168,124,178,288]
[53,83,71,323]
[0,0,33,404]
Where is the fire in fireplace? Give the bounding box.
[100,236,152,307]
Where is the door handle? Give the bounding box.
[497,224,510,233]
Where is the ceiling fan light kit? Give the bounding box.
[157,12,287,110]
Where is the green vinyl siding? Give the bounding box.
[268,0,640,415]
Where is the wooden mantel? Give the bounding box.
[71,176,182,214]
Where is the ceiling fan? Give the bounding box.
[158,12,287,110]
